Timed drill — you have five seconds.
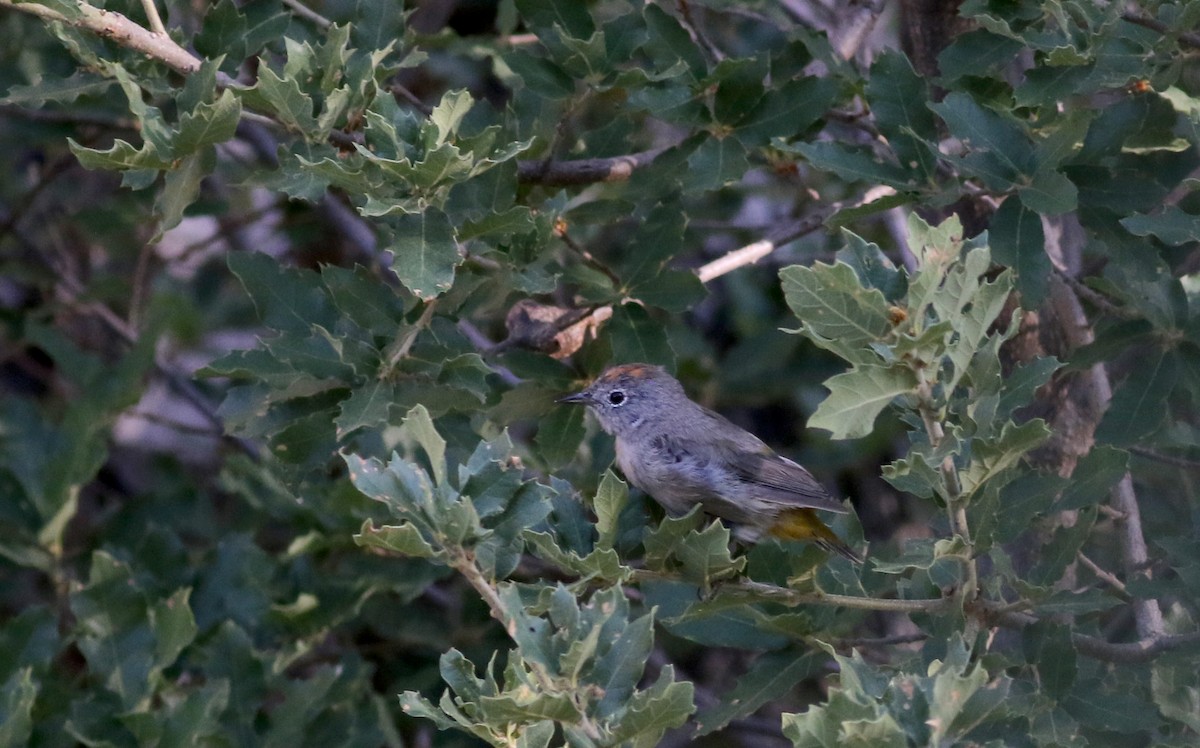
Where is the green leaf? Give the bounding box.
[174,89,242,154]
[0,669,37,748]
[937,29,1023,82]
[990,196,1050,307]
[593,470,628,551]
[788,141,915,189]
[605,666,694,743]
[867,52,938,179]
[1053,445,1127,511]
[1022,619,1077,700]
[156,148,215,235]
[227,252,337,334]
[504,50,577,98]
[1095,348,1179,445]
[711,56,766,127]
[149,588,198,670]
[383,208,460,299]
[68,138,172,172]
[930,92,1034,189]
[400,405,447,486]
[809,365,917,440]
[737,77,838,144]
[607,303,676,370]
[194,0,289,65]
[685,136,749,191]
[781,262,895,361]
[354,520,439,558]
[836,230,907,302]
[335,380,397,438]
[536,402,586,469]
[644,509,745,585]
[0,71,111,105]
[695,650,817,736]
[959,420,1050,500]
[251,65,319,137]
[1152,658,1200,732]
[1019,167,1077,216]
[515,0,595,40]
[642,3,706,80]
[351,0,405,51]
[1120,206,1200,246]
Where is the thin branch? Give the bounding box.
[696,185,897,283]
[388,81,434,117]
[384,300,437,375]
[1076,551,1131,599]
[696,207,834,283]
[556,224,623,288]
[516,147,671,187]
[632,571,956,614]
[1129,445,1200,470]
[448,548,510,626]
[1121,11,1200,49]
[675,1,724,63]
[1109,473,1165,639]
[1052,266,1131,318]
[137,0,166,36]
[836,632,928,648]
[988,608,1200,664]
[1,0,204,76]
[282,0,333,30]
[916,373,977,605]
[52,266,260,458]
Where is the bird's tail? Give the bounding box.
[769,508,863,564]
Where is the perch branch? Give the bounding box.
[1,0,203,76]
[516,147,671,186]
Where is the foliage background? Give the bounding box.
[1,0,1199,745]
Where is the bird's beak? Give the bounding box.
[557,390,592,405]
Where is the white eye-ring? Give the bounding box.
[607,390,627,406]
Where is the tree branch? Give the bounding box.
[631,571,956,614]
[1109,473,1165,639]
[1121,11,1200,49]
[1,0,203,76]
[987,608,1200,664]
[516,147,671,186]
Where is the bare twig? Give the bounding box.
[1109,473,1165,639]
[632,571,956,614]
[696,186,897,283]
[384,300,437,375]
[675,1,724,62]
[556,225,623,288]
[282,0,334,30]
[988,608,1200,664]
[1121,12,1200,49]
[1129,445,1200,470]
[1076,551,1130,599]
[0,0,204,76]
[388,81,434,117]
[516,147,672,186]
[836,631,928,648]
[137,0,166,36]
[915,373,977,606]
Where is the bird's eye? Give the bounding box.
[607,390,626,406]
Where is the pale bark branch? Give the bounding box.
[1,0,203,76]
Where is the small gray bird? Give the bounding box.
[559,363,861,562]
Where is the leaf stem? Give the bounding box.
[915,374,977,603]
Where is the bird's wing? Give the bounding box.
[687,406,848,514]
[722,447,848,514]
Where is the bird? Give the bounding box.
[559,363,861,562]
